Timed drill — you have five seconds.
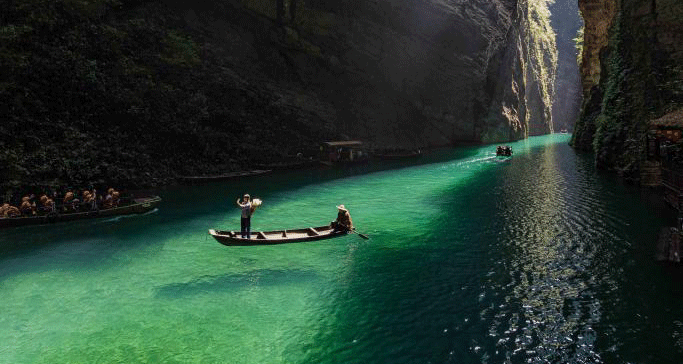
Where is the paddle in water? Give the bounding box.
[339,223,369,239]
[352,229,370,240]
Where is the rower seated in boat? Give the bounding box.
[44,197,55,213]
[63,191,79,212]
[82,190,96,210]
[35,194,55,213]
[103,188,121,209]
[331,204,354,232]
[20,196,36,216]
[103,190,113,209]
[112,191,120,207]
[0,203,9,218]
[1,203,21,218]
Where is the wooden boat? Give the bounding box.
[0,196,162,229]
[209,225,349,246]
[178,169,271,183]
[496,146,513,156]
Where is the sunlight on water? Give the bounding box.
[1,134,682,363]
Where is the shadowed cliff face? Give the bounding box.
[572,0,683,174]
[549,0,583,132]
[225,0,557,145]
[0,0,558,190]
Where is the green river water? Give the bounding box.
[2,134,683,363]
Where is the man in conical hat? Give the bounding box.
[331,204,353,232]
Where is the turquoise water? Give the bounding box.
[1,134,682,363]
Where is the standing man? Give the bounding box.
[236,194,252,239]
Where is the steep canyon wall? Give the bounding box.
[572,0,683,174]
[0,0,558,189]
[233,0,558,144]
[549,0,583,132]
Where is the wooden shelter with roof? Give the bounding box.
[647,109,683,157]
[646,109,683,209]
[319,141,368,166]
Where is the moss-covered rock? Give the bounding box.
[573,0,683,174]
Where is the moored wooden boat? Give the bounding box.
[178,169,271,183]
[209,225,349,246]
[0,196,162,229]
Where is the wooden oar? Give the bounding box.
[339,223,369,239]
[352,229,370,240]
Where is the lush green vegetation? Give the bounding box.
[0,0,336,192]
[572,0,683,177]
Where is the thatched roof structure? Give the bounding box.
[651,109,683,129]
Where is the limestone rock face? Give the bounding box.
[216,0,557,146]
[572,0,683,172]
[549,0,583,132]
[0,0,561,191]
[577,0,617,97]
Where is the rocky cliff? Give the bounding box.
[220,0,558,144]
[0,0,558,189]
[572,0,683,174]
[549,0,583,132]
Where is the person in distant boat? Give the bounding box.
[63,191,74,204]
[0,203,10,218]
[82,190,92,208]
[90,188,98,210]
[112,191,120,207]
[44,197,55,213]
[1,203,21,218]
[39,195,50,213]
[63,190,81,212]
[331,204,354,232]
[236,194,252,239]
[20,196,35,216]
[63,190,77,212]
[103,188,114,209]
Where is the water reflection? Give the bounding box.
[481,142,606,362]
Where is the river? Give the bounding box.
[1,134,682,363]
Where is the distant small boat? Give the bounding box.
[496,146,513,156]
[0,196,161,229]
[560,129,568,134]
[208,225,349,246]
[179,169,271,183]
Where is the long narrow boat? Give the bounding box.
[208,225,349,246]
[0,196,162,229]
[375,150,422,160]
[178,169,271,183]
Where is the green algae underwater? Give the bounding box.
[1,134,682,363]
